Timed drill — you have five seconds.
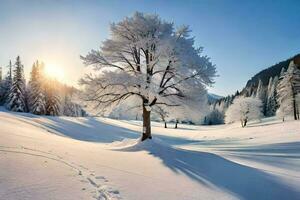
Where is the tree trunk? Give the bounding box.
[243,119,247,127]
[241,120,244,127]
[292,92,297,120]
[141,105,152,141]
[175,120,178,129]
[164,122,167,128]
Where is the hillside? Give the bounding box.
[0,108,300,200]
[243,53,299,93]
[207,93,223,103]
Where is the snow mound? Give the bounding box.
[108,138,141,149]
[108,137,169,152]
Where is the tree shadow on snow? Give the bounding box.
[116,140,300,200]
[3,109,201,144]
[220,142,300,171]
[38,117,141,143]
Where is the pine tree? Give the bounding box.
[0,61,13,105]
[256,79,267,114]
[6,56,27,112]
[266,76,279,116]
[256,79,265,100]
[280,67,286,77]
[28,61,47,115]
[277,60,300,120]
[267,77,273,97]
[45,79,61,116]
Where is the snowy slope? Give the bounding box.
[0,108,299,200]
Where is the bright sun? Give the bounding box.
[44,64,65,81]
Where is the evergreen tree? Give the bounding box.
[256,79,265,100]
[0,61,13,105]
[266,77,273,97]
[266,76,279,116]
[256,79,267,114]
[28,61,46,115]
[6,56,27,112]
[277,60,300,120]
[63,94,86,117]
[280,67,286,77]
[45,79,61,116]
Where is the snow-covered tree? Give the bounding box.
[280,67,286,77]
[45,79,61,116]
[152,105,169,128]
[266,77,273,97]
[204,109,224,125]
[225,97,262,127]
[28,61,47,115]
[80,12,216,140]
[266,76,279,116]
[256,79,266,103]
[63,96,87,117]
[62,86,87,117]
[276,60,300,120]
[6,56,27,112]
[0,61,13,105]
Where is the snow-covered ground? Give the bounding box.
[0,108,299,200]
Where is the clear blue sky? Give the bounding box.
[0,0,299,96]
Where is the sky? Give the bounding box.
[0,0,299,96]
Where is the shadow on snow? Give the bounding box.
[116,140,300,200]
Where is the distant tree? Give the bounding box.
[276,60,300,120]
[280,67,286,77]
[204,109,224,125]
[28,61,47,115]
[45,79,61,116]
[153,105,169,128]
[80,12,216,140]
[266,76,279,116]
[63,88,87,117]
[225,97,262,127]
[0,61,13,105]
[256,79,266,112]
[266,77,273,97]
[6,56,27,112]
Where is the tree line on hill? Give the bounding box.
[0,56,86,117]
[205,55,300,126]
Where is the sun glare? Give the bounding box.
[44,64,65,81]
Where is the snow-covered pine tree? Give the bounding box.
[255,79,266,113]
[266,76,279,116]
[280,67,286,77]
[0,61,13,105]
[28,61,47,115]
[6,56,27,112]
[80,12,216,140]
[63,94,87,117]
[45,79,61,116]
[267,77,273,98]
[276,59,300,120]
